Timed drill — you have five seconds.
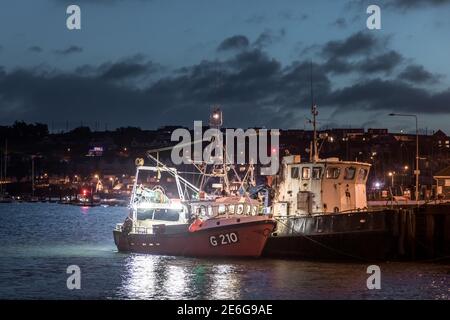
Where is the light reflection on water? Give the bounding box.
[0,203,449,300]
[119,255,158,299]
[117,255,242,300]
[210,265,240,300]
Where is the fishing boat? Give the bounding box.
[262,105,395,260]
[0,141,12,203]
[0,194,13,203]
[113,155,276,258]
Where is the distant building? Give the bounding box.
[434,166,450,198]
[328,128,365,140]
[433,130,450,149]
[367,128,388,136]
[87,146,104,157]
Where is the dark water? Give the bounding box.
[0,203,448,300]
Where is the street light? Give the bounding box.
[388,113,419,203]
[388,171,395,187]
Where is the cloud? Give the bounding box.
[327,78,450,114]
[253,29,286,48]
[398,65,441,84]
[357,51,403,74]
[323,51,403,75]
[97,56,160,81]
[321,31,384,59]
[0,34,448,129]
[385,0,450,9]
[1,57,449,129]
[28,46,43,53]
[229,49,282,81]
[332,18,347,28]
[217,35,250,52]
[0,48,322,128]
[54,45,83,55]
[0,68,149,126]
[314,32,405,76]
[322,31,381,58]
[348,0,450,10]
[99,62,150,80]
[323,58,354,74]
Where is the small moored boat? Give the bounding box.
[113,161,276,258]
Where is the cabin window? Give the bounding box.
[291,166,299,179]
[218,205,226,215]
[251,206,258,216]
[207,205,213,216]
[245,205,251,215]
[237,204,244,215]
[228,205,235,214]
[344,167,356,180]
[357,168,368,182]
[138,209,180,222]
[312,167,322,180]
[302,167,311,179]
[194,206,206,215]
[326,167,341,179]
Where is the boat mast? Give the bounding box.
[310,61,319,163]
[0,144,3,195]
[208,106,230,195]
[31,155,35,198]
[145,152,200,194]
[312,106,319,163]
[0,139,6,195]
[3,140,6,184]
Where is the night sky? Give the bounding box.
[0,0,449,133]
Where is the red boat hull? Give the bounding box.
[113,219,275,258]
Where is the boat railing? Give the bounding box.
[132,226,153,234]
[115,223,155,234]
[190,202,263,219]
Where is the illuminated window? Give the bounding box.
[357,168,368,182]
[312,167,322,180]
[291,167,299,179]
[344,167,356,180]
[237,204,244,215]
[326,167,341,179]
[302,167,311,179]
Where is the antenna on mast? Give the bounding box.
[310,60,319,163]
[310,60,314,108]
